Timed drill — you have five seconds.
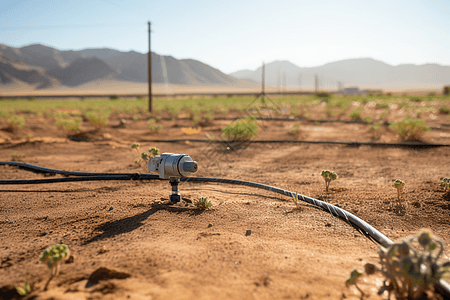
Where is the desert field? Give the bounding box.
[1,93,450,300]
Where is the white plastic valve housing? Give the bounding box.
[148,153,197,179]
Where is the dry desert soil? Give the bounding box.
[1,108,450,300]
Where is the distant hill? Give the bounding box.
[46,57,119,86]
[230,58,450,90]
[0,44,245,89]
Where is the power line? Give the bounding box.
[0,22,144,30]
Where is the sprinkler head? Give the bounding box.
[148,153,198,204]
[148,153,198,179]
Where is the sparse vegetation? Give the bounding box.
[9,153,24,161]
[16,282,31,296]
[392,179,405,205]
[321,170,337,192]
[53,112,82,135]
[85,111,109,129]
[6,115,26,131]
[291,193,303,210]
[194,197,212,210]
[147,118,163,132]
[440,178,449,191]
[438,106,449,115]
[39,244,71,290]
[222,116,258,141]
[346,230,450,300]
[389,119,430,142]
[288,123,301,135]
[349,108,362,120]
[131,144,160,167]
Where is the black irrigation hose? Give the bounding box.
[0,175,161,185]
[153,116,450,128]
[141,139,450,148]
[181,176,392,248]
[1,161,449,296]
[0,161,391,247]
[0,161,160,178]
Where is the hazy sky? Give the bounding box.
[1,0,449,74]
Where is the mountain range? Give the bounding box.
[0,44,243,89]
[1,43,449,91]
[229,59,450,90]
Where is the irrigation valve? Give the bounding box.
[148,153,198,203]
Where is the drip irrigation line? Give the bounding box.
[1,161,449,297]
[139,139,450,148]
[147,116,450,128]
[0,161,159,177]
[0,175,160,185]
[181,177,392,248]
[0,161,391,247]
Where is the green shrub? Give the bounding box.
[362,116,373,123]
[349,108,362,120]
[85,111,109,129]
[438,106,450,115]
[346,230,450,299]
[54,112,82,135]
[315,92,331,98]
[222,117,258,141]
[444,86,450,95]
[6,115,26,131]
[389,119,430,142]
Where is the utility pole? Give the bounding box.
[277,68,280,93]
[282,72,286,94]
[315,74,318,93]
[298,73,302,92]
[261,61,265,102]
[148,21,152,113]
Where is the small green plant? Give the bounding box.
[39,244,71,290]
[291,193,303,210]
[288,123,301,135]
[6,115,26,131]
[369,121,384,139]
[85,111,109,130]
[147,118,163,132]
[389,119,430,142]
[133,114,141,120]
[9,153,24,161]
[315,92,331,98]
[222,116,258,141]
[194,197,212,209]
[346,230,450,299]
[321,170,337,192]
[440,178,449,191]
[131,144,160,167]
[444,86,450,95]
[392,179,405,205]
[362,116,373,123]
[54,112,82,135]
[131,143,142,165]
[349,108,362,120]
[15,282,31,296]
[438,106,450,115]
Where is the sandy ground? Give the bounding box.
[1,108,450,300]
